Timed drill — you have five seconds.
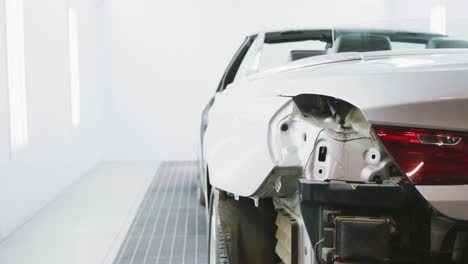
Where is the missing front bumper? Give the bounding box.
[299,179,426,263]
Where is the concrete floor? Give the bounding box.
[0,161,207,264]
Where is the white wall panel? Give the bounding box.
[0,0,10,163]
[0,0,103,240]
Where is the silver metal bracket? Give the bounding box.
[254,198,259,207]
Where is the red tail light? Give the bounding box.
[372,125,468,185]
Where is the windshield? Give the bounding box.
[234,22,468,81]
[332,21,468,53]
[331,28,447,53]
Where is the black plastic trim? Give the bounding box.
[299,180,408,208]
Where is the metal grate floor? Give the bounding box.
[113,161,208,264]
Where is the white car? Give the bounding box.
[198,28,468,264]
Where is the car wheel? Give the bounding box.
[208,190,229,264]
[197,185,206,207]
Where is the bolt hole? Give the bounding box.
[371,154,376,160]
[303,133,307,142]
[280,123,289,132]
[318,169,323,174]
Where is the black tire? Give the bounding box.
[197,185,206,207]
[208,190,229,264]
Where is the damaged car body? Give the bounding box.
[198,28,468,264]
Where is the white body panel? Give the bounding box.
[204,86,290,197]
[252,50,468,131]
[417,185,468,221]
[204,49,468,219]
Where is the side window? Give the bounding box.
[217,35,257,92]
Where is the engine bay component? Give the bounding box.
[335,216,391,262]
[298,179,425,264]
[299,179,407,208]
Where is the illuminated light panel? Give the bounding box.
[430,4,447,35]
[5,0,29,150]
[69,8,81,127]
